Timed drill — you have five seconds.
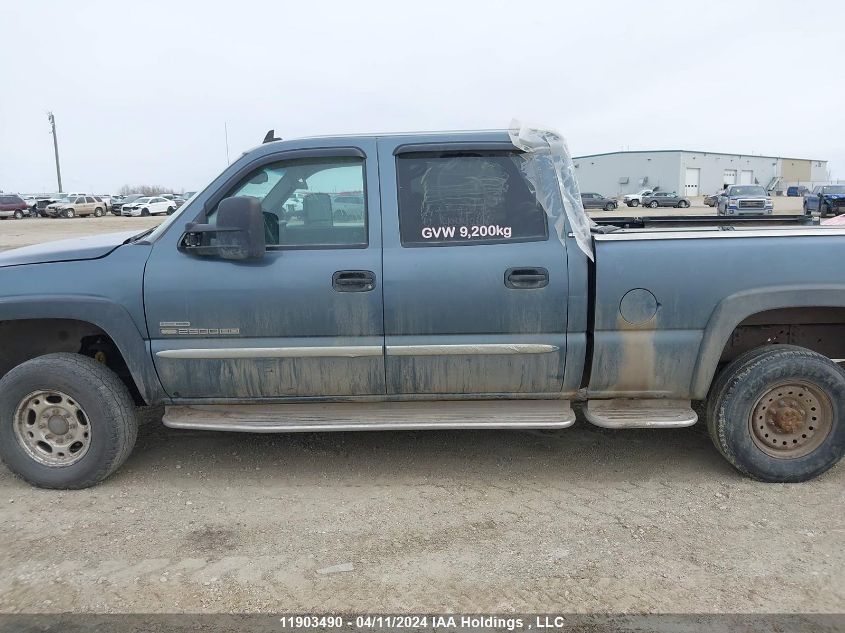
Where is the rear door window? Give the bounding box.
[396,152,548,246]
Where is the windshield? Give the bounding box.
[822,185,845,194]
[730,186,766,196]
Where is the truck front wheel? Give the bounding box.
[706,345,844,482]
[0,353,138,489]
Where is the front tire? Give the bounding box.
[166,206,175,215]
[604,202,616,211]
[630,200,640,207]
[706,345,845,482]
[63,208,75,218]
[648,201,659,209]
[0,353,138,489]
[141,208,150,217]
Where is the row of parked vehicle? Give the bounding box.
[0,192,196,219]
[580,190,692,211]
[704,184,845,217]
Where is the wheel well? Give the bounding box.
[0,319,145,405]
[719,307,845,364]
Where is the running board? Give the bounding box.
[163,400,576,433]
[585,399,698,429]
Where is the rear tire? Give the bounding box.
[706,345,845,482]
[678,200,690,208]
[0,353,138,489]
[94,207,103,217]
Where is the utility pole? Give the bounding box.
[47,112,63,193]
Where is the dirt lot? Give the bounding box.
[0,202,842,615]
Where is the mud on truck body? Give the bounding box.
[0,125,842,489]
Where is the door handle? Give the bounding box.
[505,267,549,289]
[333,270,376,292]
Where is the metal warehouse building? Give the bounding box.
[572,150,829,198]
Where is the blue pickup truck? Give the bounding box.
[0,128,843,489]
[804,184,845,216]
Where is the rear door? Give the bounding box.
[377,139,568,396]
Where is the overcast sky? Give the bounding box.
[2,0,843,194]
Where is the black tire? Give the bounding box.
[166,206,175,215]
[648,200,659,209]
[678,200,689,208]
[141,208,150,217]
[630,200,639,207]
[0,353,138,489]
[821,203,830,217]
[63,208,74,218]
[603,202,615,211]
[706,345,845,482]
[94,207,103,217]
[13,210,23,219]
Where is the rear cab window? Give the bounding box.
[396,152,548,247]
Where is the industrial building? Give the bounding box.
[572,150,829,198]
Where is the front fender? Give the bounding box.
[0,295,167,405]
[690,285,845,399]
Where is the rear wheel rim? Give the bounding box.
[13,390,92,467]
[749,380,834,459]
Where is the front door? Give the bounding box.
[144,142,385,399]
[377,138,569,396]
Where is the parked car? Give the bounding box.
[641,191,690,208]
[93,195,111,212]
[45,195,107,218]
[622,189,654,207]
[160,194,187,208]
[21,196,38,214]
[787,186,809,197]
[331,193,365,220]
[120,196,177,216]
[580,192,617,211]
[803,185,845,217]
[703,192,720,207]
[0,129,842,489]
[111,194,144,215]
[717,185,773,215]
[0,194,29,219]
[35,195,65,216]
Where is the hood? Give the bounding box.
[0,230,138,268]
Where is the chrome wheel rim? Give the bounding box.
[13,390,92,466]
[749,381,833,459]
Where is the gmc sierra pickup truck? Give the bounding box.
[0,126,842,489]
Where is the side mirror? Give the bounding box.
[181,196,266,260]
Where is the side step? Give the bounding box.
[585,399,698,429]
[163,400,576,433]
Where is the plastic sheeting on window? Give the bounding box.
[508,120,594,261]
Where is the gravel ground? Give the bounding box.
[1,416,843,613]
[0,198,842,615]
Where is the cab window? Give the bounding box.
[211,156,367,248]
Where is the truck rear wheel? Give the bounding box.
[0,353,138,489]
[706,345,845,482]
